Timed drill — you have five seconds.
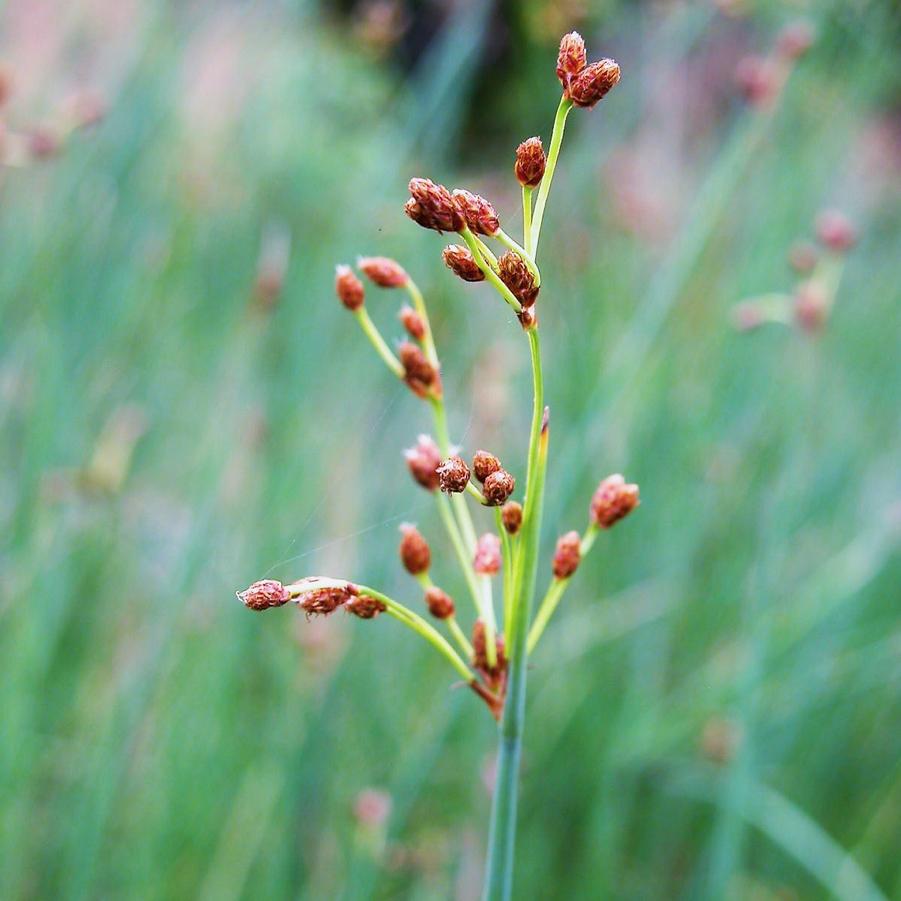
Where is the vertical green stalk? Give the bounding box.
[522,186,533,257]
[530,97,572,254]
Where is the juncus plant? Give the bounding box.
[238,32,639,900]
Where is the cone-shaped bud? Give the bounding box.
[776,20,815,60]
[443,244,485,282]
[437,455,471,494]
[590,474,640,528]
[793,280,828,333]
[473,533,501,575]
[237,579,291,611]
[498,251,539,306]
[399,305,426,340]
[399,524,431,575]
[552,531,582,579]
[346,594,387,619]
[501,501,523,535]
[295,582,358,616]
[452,189,500,236]
[425,586,455,620]
[404,435,442,491]
[405,178,465,233]
[815,210,856,253]
[357,256,409,288]
[335,265,365,310]
[514,137,546,188]
[569,58,621,109]
[557,31,587,92]
[399,341,440,398]
[472,450,502,483]
[483,469,515,507]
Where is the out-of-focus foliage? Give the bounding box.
[1,1,899,898]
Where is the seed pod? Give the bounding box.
[472,619,507,684]
[425,586,455,620]
[237,579,291,611]
[472,450,502,483]
[399,341,440,398]
[399,524,431,575]
[437,455,471,494]
[399,305,426,340]
[483,469,515,506]
[498,251,539,306]
[501,501,523,535]
[346,594,387,619]
[815,210,856,253]
[405,178,465,233]
[357,256,409,288]
[473,533,501,575]
[552,531,582,579]
[443,244,485,282]
[556,31,587,92]
[335,264,365,310]
[452,189,500,236]
[404,435,442,491]
[296,583,357,616]
[514,137,546,188]
[590,474,640,529]
[568,58,621,109]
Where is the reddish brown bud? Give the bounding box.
[498,251,539,306]
[346,594,387,619]
[335,264,365,310]
[517,307,537,330]
[357,255,409,288]
[399,341,440,398]
[443,244,485,282]
[569,58,621,109]
[557,32,587,92]
[295,581,358,616]
[514,137,546,188]
[776,20,815,61]
[399,524,431,575]
[353,788,392,826]
[590,474,640,528]
[27,127,60,160]
[483,470,515,507]
[425,586,455,620]
[472,619,507,687]
[473,533,501,575]
[452,189,500,236]
[815,210,856,253]
[405,178,465,233]
[437,455,471,494]
[501,501,523,535]
[472,450,502,483]
[237,579,291,611]
[552,531,582,579]
[788,241,818,274]
[735,56,778,106]
[404,435,442,491]
[793,280,828,333]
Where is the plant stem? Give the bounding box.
[435,492,483,614]
[416,572,475,659]
[530,96,572,255]
[459,226,523,314]
[522,187,533,257]
[405,278,439,366]
[495,507,514,630]
[353,308,404,379]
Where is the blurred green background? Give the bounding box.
[2,0,900,898]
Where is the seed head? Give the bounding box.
[443,244,485,282]
[357,255,409,288]
[237,579,291,611]
[815,210,856,253]
[472,450,502,483]
[425,586,455,620]
[346,594,387,619]
[788,241,818,274]
[295,581,358,616]
[514,137,546,188]
[552,531,582,579]
[557,32,587,92]
[472,619,507,680]
[437,455,471,494]
[399,523,431,575]
[793,280,828,333]
[452,189,500,236]
[483,469,515,507]
[590,474,640,528]
[335,264,365,310]
[399,341,440,398]
[501,501,523,535]
[569,58,621,109]
[398,305,426,340]
[776,20,815,61]
[473,533,502,575]
[404,435,442,491]
[405,178,465,233]
[498,251,539,306]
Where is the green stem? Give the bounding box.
[522,186,533,257]
[435,492,483,615]
[530,96,572,255]
[459,227,523,314]
[405,278,438,366]
[474,236,499,270]
[415,572,475,659]
[495,507,514,630]
[467,482,488,505]
[353,308,404,379]
[495,229,540,286]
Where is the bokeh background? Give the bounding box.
[2,0,900,898]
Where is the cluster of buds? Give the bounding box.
[735,20,815,108]
[556,32,621,109]
[733,209,857,335]
[237,578,386,620]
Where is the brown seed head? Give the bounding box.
[452,189,500,236]
[483,469,515,507]
[237,579,291,611]
[552,531,582,579]
[590,474,640,528]
[404,434,442,491]
[399,524,431,575]
[473,532,502,575]
[398,305,426,340]
[399,341,440,398]
[443,244,485,282]
[815,210,856,253]
[424,586,455,620]
[501,501,523,535]
[335,264,365,310]
[472,619,507,681]
[557,32,587,92]
[793,280,828,333]
[788,241,818,274]
[405,178,465,233]
[569,58,621,109]
[472,450,502,483]
[437,455,471,494]
[296,582,357,616]
[346,594,387,619]
[498,251,539,306]
[514,137,546,188]
[357,255,409,288]
[776,20,815,61]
